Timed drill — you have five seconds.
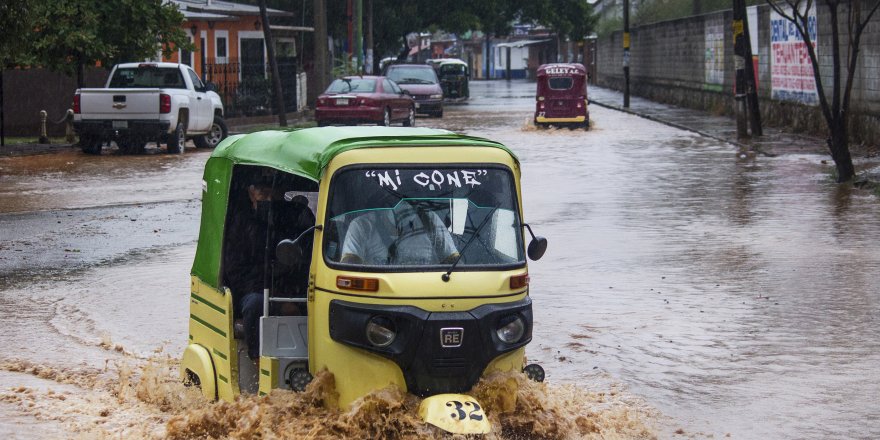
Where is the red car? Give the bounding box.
[315,76,416,127]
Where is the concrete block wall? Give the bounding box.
[597,0,880,145]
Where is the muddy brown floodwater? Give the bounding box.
[1,80,879,439]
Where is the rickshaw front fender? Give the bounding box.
[181,344,217,401]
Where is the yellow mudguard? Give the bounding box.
[418,393,491,435]
[180,344,217,401]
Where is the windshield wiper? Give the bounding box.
[441,207,498,282]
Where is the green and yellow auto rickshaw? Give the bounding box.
[181,126,547,434]
[438,59,470,102]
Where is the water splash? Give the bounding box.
[166,369,657,440]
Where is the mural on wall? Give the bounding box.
[770,3,818,104]
[704,19,725,91]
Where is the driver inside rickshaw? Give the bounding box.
[223,173,315,360]
[340,199,460,265]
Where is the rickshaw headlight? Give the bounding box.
[366,316,397,347]
[496,314,525,343]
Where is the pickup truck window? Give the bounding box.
[108,67,187,89]
[187,69,206,92]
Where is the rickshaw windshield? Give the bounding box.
[325,166,524,270]
[440,64,466,76]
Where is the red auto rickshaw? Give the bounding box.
[534,63,589,129]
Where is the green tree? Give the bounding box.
[0,1,38,68]
[351,0,596,62]
[29,0,192,87]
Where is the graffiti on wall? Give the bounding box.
[704,19,725,91]
[770,3,818,104]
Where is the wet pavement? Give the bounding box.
[1,79,879,439]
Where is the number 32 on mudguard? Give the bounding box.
[418,393,492,434]
[446,400,484,421]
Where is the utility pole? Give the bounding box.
[623,0,630,107]
[354,0,363,73]
[506,47,512,81]
[313,0,329,99]
[1,70,5,147]
[742,7,762,136]
[732,0,748,138]
[365,0,373,74]
[259,0,287,126]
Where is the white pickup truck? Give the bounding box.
[73,62,227,154]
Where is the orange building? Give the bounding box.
[165,0,309,115]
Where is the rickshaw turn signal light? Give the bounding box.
[337,275,379,292]
[510,273,530,289]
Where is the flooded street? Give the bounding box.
[2,80,879,439]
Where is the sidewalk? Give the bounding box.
[587,86,830,157]
[0,111,314,157]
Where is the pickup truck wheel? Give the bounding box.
[167,122,186,154]
[80,136,102,155]
[194,117,228,149]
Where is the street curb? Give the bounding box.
[589,99,777,157]
[1,143,79,157]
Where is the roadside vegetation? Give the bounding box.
[597,0,765,37]
[0,0,192,88]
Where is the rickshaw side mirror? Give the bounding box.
[527,236,548,261]
[276,239,305,266]
[276,225,318,266]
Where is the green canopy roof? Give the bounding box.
[210,126,516,181]
[193,126,517,288]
